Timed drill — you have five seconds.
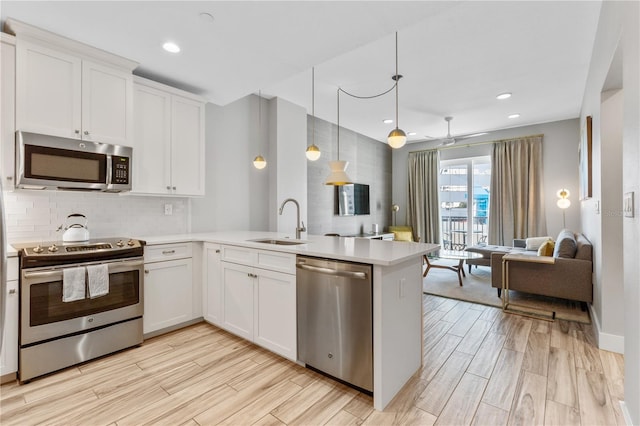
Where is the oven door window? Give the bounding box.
[29,270,140,326]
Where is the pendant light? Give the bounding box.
[325,89,353,185]
[253,90,267,169]
[306,67,321,161]
[387,32,406,149]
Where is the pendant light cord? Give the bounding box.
[258,89,262,149]
[394,31,399,129]
[312,67,315,147]
[337,88,340,161]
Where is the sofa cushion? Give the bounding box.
[575,233,593,261]
[526,236,553,251]
[553,229,577,258]
[393,231,413,242]
[537,240,555,256]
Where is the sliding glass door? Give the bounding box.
[439,157,491,251]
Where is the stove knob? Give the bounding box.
[116,240,125,247]
[32,245,44,254]
[48,244,58,253]
[127,239,136,246]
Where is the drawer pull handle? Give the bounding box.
[162,250,176,255]
[215,249,220,253]
[9,289,16,294]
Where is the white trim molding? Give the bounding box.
[589,304,625,354]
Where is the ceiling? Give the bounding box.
[1,1,602,144]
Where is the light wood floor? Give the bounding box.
[0,294,625,426]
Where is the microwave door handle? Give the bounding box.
[106,154,113,186]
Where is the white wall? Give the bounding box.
[392,118,581,238]
[579,1,640,423]
[268,97,308,238]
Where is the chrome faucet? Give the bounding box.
[279,198,306,239]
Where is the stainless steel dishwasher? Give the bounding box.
[296,256,373,392]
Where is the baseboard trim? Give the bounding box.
[619,401,634,426]
[588,304,625,354]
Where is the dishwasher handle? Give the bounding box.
[296,263,368,280]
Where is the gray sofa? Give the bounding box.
[489,230,593,303]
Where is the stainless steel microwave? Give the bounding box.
[15,131,132,192]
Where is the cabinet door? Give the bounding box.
[221,262,254,340]
[132,83,171,194]
[254,269,297,361]
[1,36,16,190]
[170,95,204,196]
[15,40,82,139]
[143,258,193,334]
[203,243,222,326]
[0,279,19,377]
[81,60,133,146]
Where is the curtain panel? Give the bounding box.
[407,150,440,244]
[489,135,547,245]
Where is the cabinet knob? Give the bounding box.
[144,269,149,274]
[84,130,90,136]
[6,176,12,181]
[172,186,176,190]
[166,186,171,190]
[215,249,220,253]
[75,129,80,134]
[9,289,16,294]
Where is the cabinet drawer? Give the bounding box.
[256,250,295,274]
[144,242,192,262]
[221,245,257,265]
[7,257,18,281]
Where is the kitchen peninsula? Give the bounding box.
[140,231,439,410]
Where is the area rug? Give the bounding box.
[423,263,591,324]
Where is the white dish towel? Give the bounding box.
[63,267,86,302]
[87,264,109,298]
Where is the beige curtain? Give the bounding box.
[489,135,547,245]
[407,150,440,243]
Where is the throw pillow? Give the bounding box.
[537,240,555,256]
[553,229,577,258]
[525,236,553,251]
[393,231,413,242]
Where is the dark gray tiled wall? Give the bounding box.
[307,116,392,236]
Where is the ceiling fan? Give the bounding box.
[426,116,489,146]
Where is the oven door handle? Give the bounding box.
[22,259,144,279]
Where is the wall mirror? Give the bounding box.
[334,183,370,216]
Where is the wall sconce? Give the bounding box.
[556,188,570,228]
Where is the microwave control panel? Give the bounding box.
[112,155,130,184]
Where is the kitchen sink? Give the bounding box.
[249,238,307,245]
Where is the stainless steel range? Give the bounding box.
[16,237,145,382]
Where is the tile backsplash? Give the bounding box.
[3,190,189,243]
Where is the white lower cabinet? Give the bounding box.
[143,243,194,335]
[1,257,19,379]
[204,245,297,361]
[202,243,222,326]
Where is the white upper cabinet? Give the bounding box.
[1,33,16,190]
[132,76,205,197]
[7,19,137,147]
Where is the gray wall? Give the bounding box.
[307,116,392,236]
[392,118,581,238]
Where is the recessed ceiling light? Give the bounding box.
[508,113,521,119]
[162,42,181,53]
[408,132,417,136]
[496,92,512,100]
[383,119,394,124]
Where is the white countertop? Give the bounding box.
[137,231,439,266]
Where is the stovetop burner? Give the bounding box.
[16,237,145,268]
